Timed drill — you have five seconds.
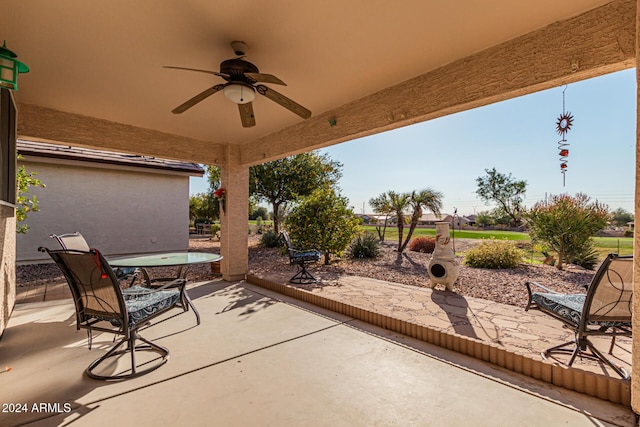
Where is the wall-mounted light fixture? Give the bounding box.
[0,41,29,91]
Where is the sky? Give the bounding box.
[190,68,637,217]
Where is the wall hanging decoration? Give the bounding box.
[555,86,573,186]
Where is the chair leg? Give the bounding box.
[541,337,629,380]
[289,263,317,284]
[609,335,616,355]
[86,331,169,381]
[182,293,201,326]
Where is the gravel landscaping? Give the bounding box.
[17,235,595,308]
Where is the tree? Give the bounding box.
[387,191,411,252]
[189,193,216,222]
[370,189,443,252]
[250,152,342,233]
[249,206,269,221]
[526,193,609,270]
[476,168,527,227]
[16,155,45,234]
[285,187,359,265]
[400,188,443,252]
[611,207,633,228]
[475,208,511,228]
[369,193,393,241]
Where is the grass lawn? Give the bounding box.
[361,225,528,241]
[360,225,634,261]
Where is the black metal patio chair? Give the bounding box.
[280,231,321,284]
[525,253,633,379]
[41,247,191,380]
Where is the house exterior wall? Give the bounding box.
[16,159,191,263]
[0,204,16,336]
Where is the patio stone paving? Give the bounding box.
[4,280,636,426]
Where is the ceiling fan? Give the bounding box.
[164,41,311,128]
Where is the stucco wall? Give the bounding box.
[16,160,191,263]
[0,204,16,336]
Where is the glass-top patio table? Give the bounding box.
[109,252,222,269]
[109,252,223,325]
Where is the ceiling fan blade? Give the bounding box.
[163,66,230,79]
[238,102,256,128]
[256,85,311,119]
[245,72,286,86]
[171,84,225,114]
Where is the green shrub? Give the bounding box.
[568,239,600,270]
[464,239,524,269]
[261,229,281,248]
[408,237,436,253]
[349,233,380,259]
[624,229,633,238]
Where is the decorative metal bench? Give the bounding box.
[280,231,321,284]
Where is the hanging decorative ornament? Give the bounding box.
[555,86,573,186]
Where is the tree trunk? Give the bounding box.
[397,214,405,252]
[324,252,331,265]
[376,218,388,241]
[556,242,564,270]
[400,210,421,252]
[272,201,280,234]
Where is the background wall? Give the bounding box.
[16,159,191,263]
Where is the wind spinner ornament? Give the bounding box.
[555,86,573,186]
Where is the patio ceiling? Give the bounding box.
[3,0,634,166]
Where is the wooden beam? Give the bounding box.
[241,0,636,166]
[17,103,226,165]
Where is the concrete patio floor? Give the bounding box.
[2,279,636,426]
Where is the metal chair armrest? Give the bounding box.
[525,281,558,294]
[524,281,558,311]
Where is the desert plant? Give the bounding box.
[569,242,600,270]
[408,237,436,253]
[463,239,524,269]
[526,193,609,270]
[349,233,380,259]
[260,229,281,248]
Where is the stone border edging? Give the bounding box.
[247,274,631,406]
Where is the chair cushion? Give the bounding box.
[291,251,321,263]
[531,292,585,326]
[115,267,137,280]
[122,286,181,328]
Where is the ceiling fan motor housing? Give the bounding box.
[220,58,259,82]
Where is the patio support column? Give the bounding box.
[219,144,249,281]
[632,0,640,413]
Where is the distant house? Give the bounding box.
[418,213,453,225]
[417,213,470,227]
[16,140,204,263]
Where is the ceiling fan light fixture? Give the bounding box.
[223,83,255,104]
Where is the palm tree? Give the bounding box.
[386,191,411,251]
[369,193,393,241]
[399,188,444,252]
